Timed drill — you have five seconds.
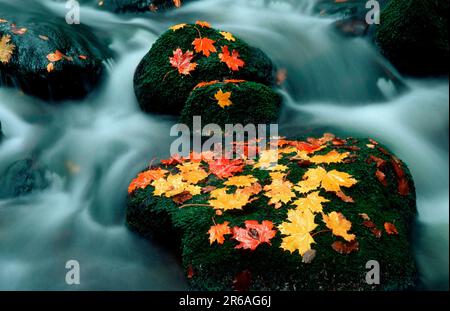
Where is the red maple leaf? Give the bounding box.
[208,158,244,179]
[169,48,197,75]
[192,37,217,57]
[219,46,245,71]
[232,220,276,250]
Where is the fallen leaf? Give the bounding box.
[233,270,251,291]
[208,221,232,244]
[309,150,349,164]
[232,220,276,250]
[276,68,287,85]
[294,167,357,194]
[38,35,49,41]
[292,191,329,214]
[359,213,371,221]
[362,220,376,228]
[240,182,262,196]
[173,0,182,8]
[398,177,410,196]
[263,172,296,207]
[224,175,258,188]
[375,169,387,186]
[208,158,244,179]
[11,26,27,35]
[192,37,216,57]
[384,222,398,235]
[195,20,211,28]
[46,50,64,62]
[220,31,236,42]
[194,80,220,89]
[128,168,168,193]
[201,185,217,193]
[335,191,354,203]
[219,45,245,71]
[208,188,251,211]
[322,211,355,241]
[367,155,386,168]
[46,62,54,73]
[176,161,209,184]
[170,23,187,31]
[172,191,193,205]
[214,89,233,108]
[161,155,183,166]
[0,19,8,23]
[371,227,382,238]
[78,55,87,60]
[0,34,15,64]
[152,174,201,197]
[187,265,195,279]
[331,240,359,254]
[279,209,318,256]
[169,48,197,75]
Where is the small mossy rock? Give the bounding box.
[180,81,281,129]
[133,24,274,114]
[126,136,417,290]
[96,0,190,13]
[0,158,50,199]
[0,5,112,100]
[375,0,449,76]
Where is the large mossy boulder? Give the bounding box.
[375,0,449,76]
[180,81,281,129]
[0,4,112,100]
[134,23,274,115]
[126,135,417,290]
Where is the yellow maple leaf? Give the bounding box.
[219,31,236,42]
[224,175,258,188]
[294,167,357,194]
[292,191,329,214]
[309,150,349,164]
[279,209,318,256]
[214,89,233,108]
[263,172,295,207]
[0,34,15,64]
[151,174,201,197]
[170,23,187,31]
[322,211,356,241]
[253,149,280,170]
[177,162,208,184]
[208,188,252,211]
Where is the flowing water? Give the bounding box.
[0,0,448,290]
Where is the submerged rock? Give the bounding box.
[133,23,274,115]
[375,0,449,76]
[0,4,112,100]
[180,81,281,129]
[0,158,51,199]
[126,135,417,290]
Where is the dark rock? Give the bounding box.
[180,81,281,129]
[126,137,417,290]
[0,158,50,198]
[0,2,112,100]
[133,24,275,115]
[375,0,449,76]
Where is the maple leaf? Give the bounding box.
[194,80,220,89]
[11,26,27,35]
[47,50,64,62]
[253,149,279,170]
[322,211,355,241]
[384,222,398,235]
[0,34,15,64]
[375,169,387,186]
[331,240,359,254]
[240,182,262,196]
[152,174,201,197]
[47,63,54,73]
[219,31,236,42]
[294,167,357,194]
[292,191,329,214]
[335,191,354,203]
[172,191,193,205]
[79,55,87,60]
[39,35,49,41]
[219,46,245,71]
[173,0,182,8]
[169,48,197,75]
[208,158,244,179]
[214,89,233,108]
[176,162,208,184]
[279,209,318,256]
[309,150,349,164]
[232,220,276,250]
[128,168,168,193]
[208,188,251,211]
[170,23,187,31]
[263,172,295,207]
[208,221,232,244]
[195,20,211,28]
[192,37,217,57]
[161,154,183,166]
[224,175,258,188]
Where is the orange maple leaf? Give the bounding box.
[47,50,64,62]
[384,222,398,235]
[208,221,232,244]
[128,168,168,193]
[232,220,276,250]
[192,37,217,57]
[219,46,245,71]
[169,48,197,75]
[195,20,211,28]
[208,158,244,179]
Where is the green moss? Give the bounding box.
[180,81,281,129]
[133,24,274,114]
[126,138,417,290]
[375,0,449,76]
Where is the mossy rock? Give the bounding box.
[0,3,112,100]
[375,0,449,76]
[96,0,191,13]
[126,136,417,290]
[180,81,281,129]
[133,24,274,114]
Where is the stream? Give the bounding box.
[0,0,448,290]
